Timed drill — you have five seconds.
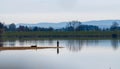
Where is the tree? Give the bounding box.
[0,22,4,29]
[75,25,100,31]
[33,26,39,31]
[17,25,25,32]
[4,26,9,31]
[66,21,81,31]
[9,23,16,31]
[0,22,4,34]
[110,22,119,31]
[48,27,54,31]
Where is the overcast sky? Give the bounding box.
[1,0,120,24]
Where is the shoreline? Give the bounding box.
[1,31,120,40]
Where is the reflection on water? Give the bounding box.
[57,47,59,54]
[66,39,120,52]
[1,39,120,52]
[9,40,16,47]
[0,39,120,69]
[111,39,119,50]
[66,40,83,52]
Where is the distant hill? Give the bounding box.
[16,22,67,29]
[16,20,120,29]
[83,20,120,28]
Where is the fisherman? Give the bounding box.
[57,40,59,54]
[57,40,59,47]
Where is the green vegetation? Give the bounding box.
[3,31,120,36]
[1,21,120,40]
[2,31,120,39]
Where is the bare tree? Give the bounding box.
[111,22,119,28]
[110,22,119,31]
[66,21,81,30]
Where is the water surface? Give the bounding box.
[0,39,120,69]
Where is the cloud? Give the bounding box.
[58,0,78,10]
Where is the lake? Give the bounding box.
[0,39,120,69]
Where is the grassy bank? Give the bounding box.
[1,31,120,39]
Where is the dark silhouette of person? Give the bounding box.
[57,41,59,54]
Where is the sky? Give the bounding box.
[0,0,120,24]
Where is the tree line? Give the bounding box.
[0,21,120,32]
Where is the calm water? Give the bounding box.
[0,39,120,69]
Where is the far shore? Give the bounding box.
[1,31,120,39]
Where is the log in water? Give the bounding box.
[0,46,64,50]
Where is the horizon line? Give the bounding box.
[2,19,120,25]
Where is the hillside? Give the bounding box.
[16,20,120,29]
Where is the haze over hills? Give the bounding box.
[17,20,120,29]
[17,22,67,29]
[83,20,120,28]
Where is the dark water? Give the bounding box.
[0,39,120,69]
